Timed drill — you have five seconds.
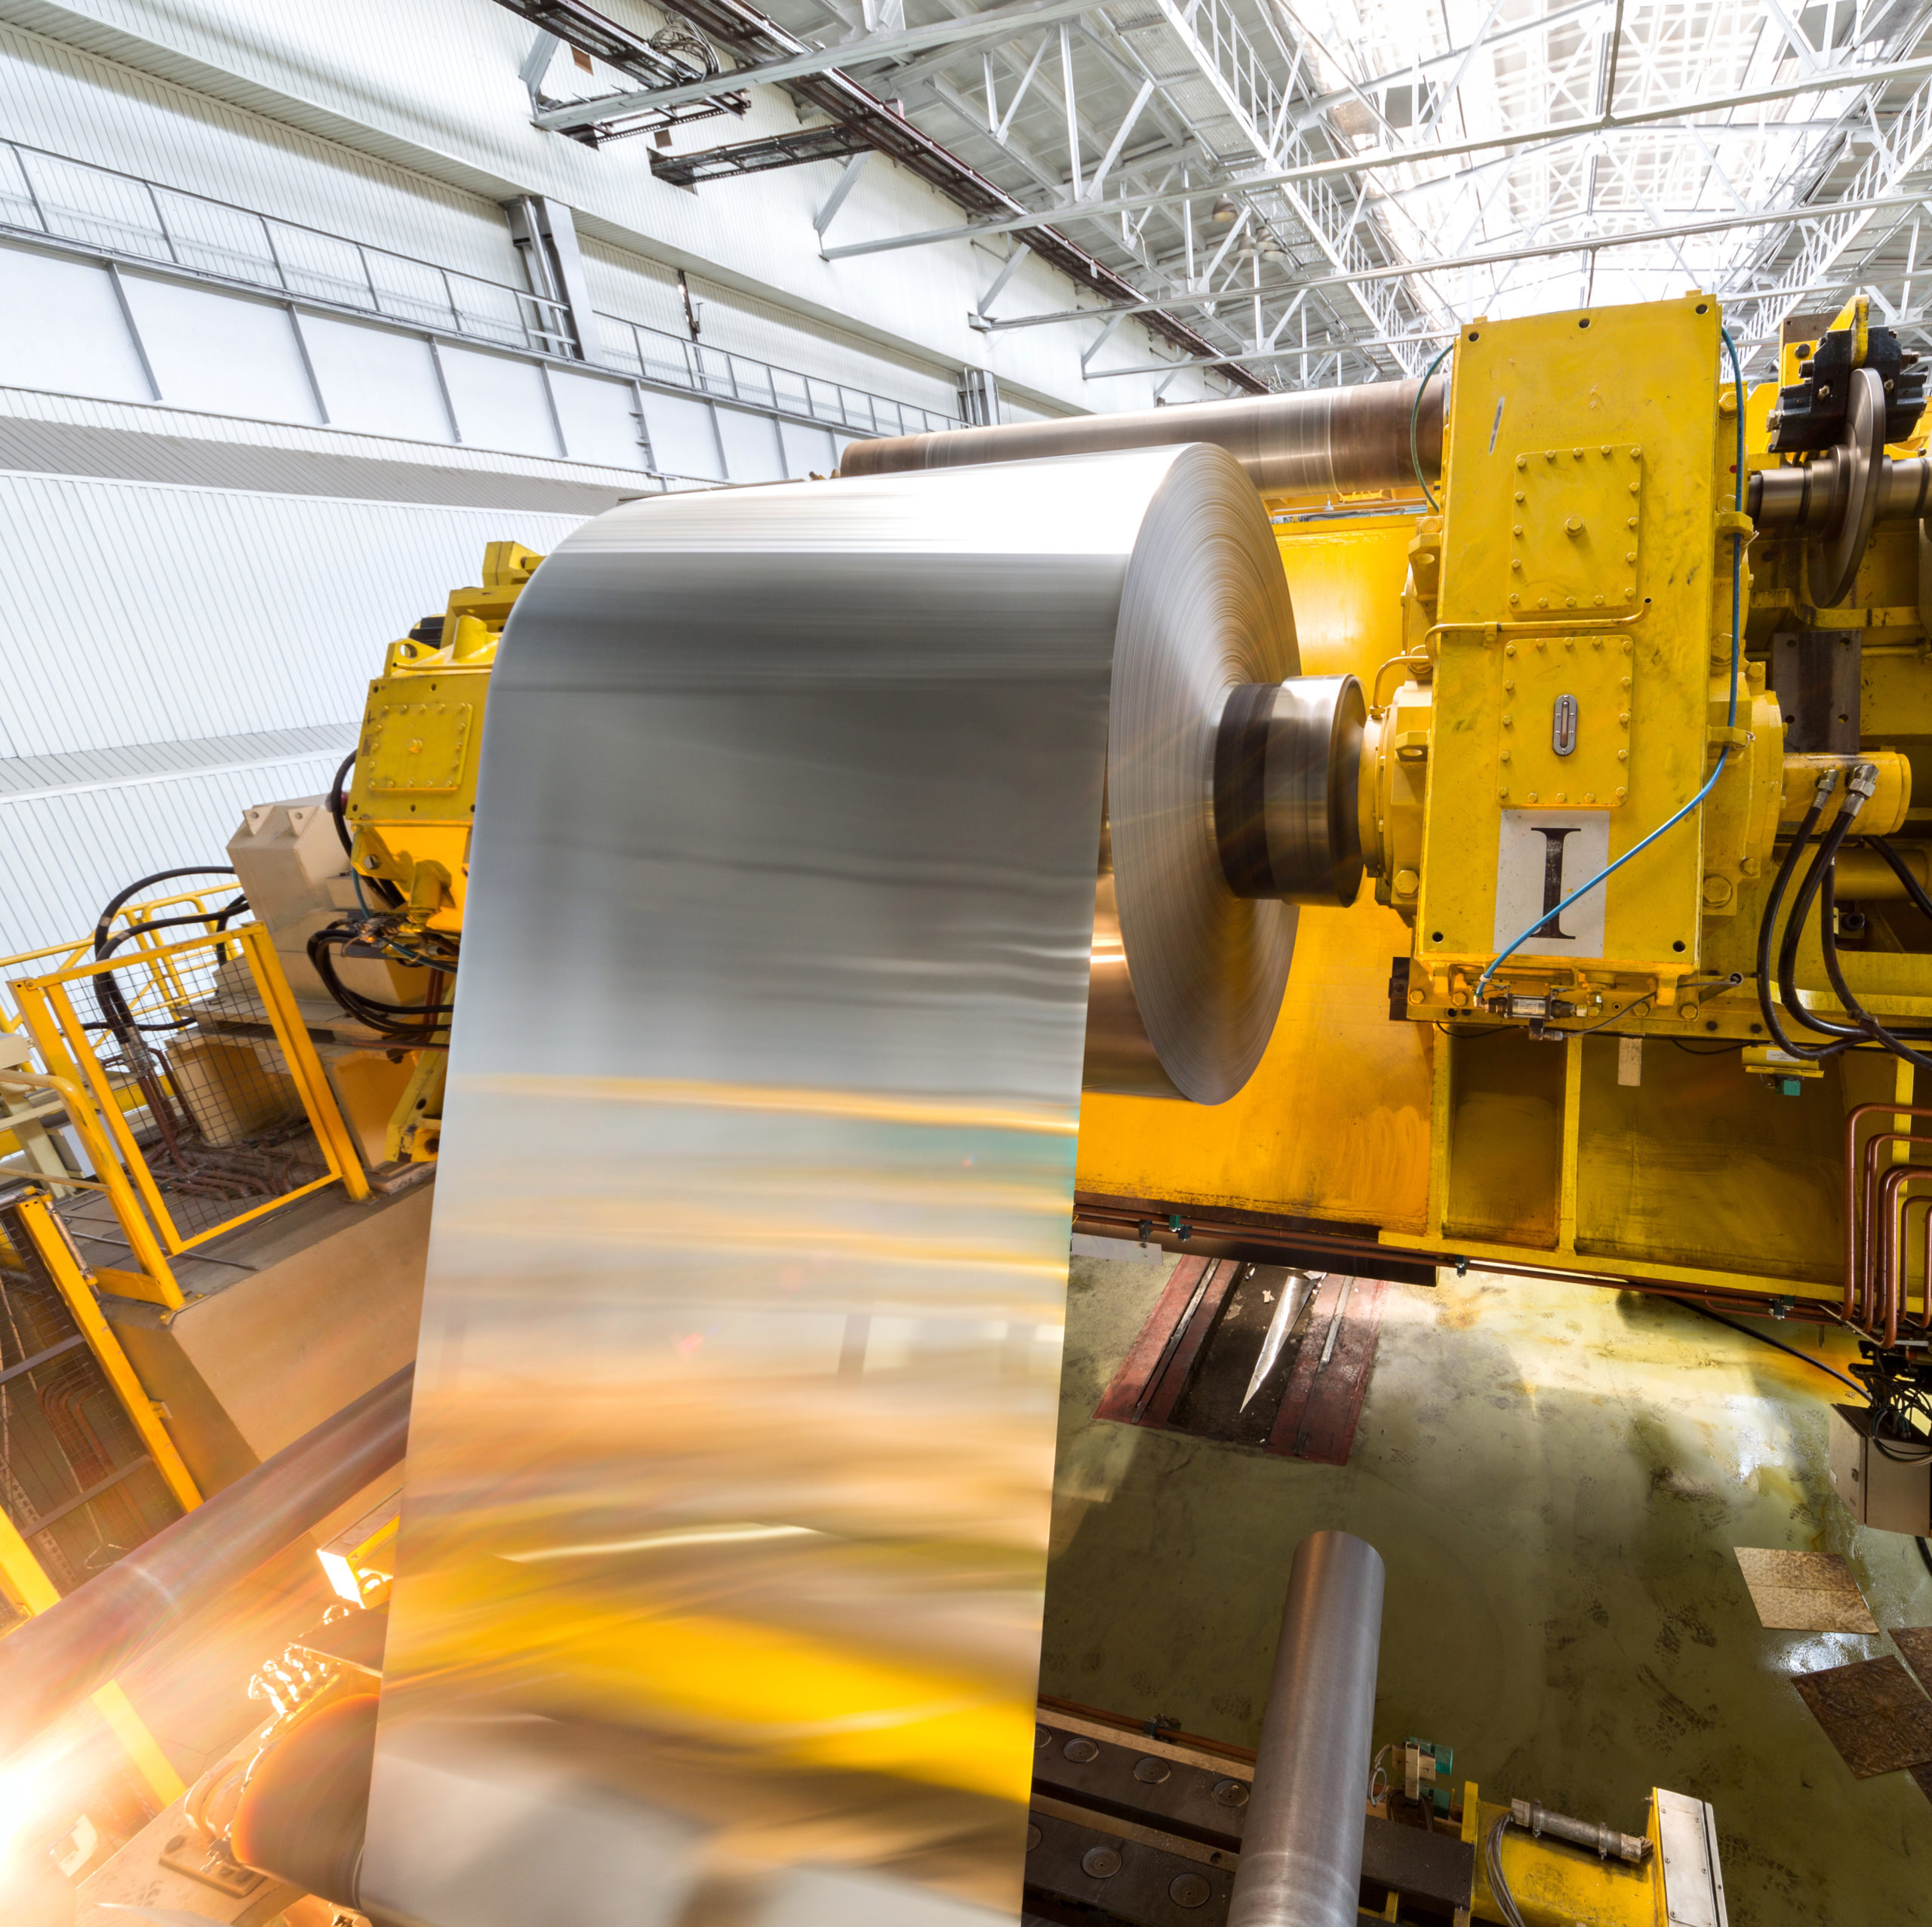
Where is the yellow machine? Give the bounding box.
[16,285,1875,1927]
[324,292,1932,1359]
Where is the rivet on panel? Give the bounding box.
[1615,786,1627,801]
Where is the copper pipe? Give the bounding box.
[1841,1104,1932,1328]
[1878,1166,1932,1346]
[1907,1196,1932,1341]
[1857,1133,1932,1330]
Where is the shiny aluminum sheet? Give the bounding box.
[361,447,1294,1927]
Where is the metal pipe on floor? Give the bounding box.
[1227,1528,1386,1927]
[0,1363,412,1765]
[838,378,1444,499]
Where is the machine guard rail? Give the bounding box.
[8,922,368,1310]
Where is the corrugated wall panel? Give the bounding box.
[0,750,344,956]
[0,0,1226,414]
[0,19,989,426]
[0,19,520,280]
[0,470,586,761]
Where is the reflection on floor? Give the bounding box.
[1044,1258,1932,1923]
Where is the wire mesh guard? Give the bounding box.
[0,1205,181,1612]
[85,931,327,1243]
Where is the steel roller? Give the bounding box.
[359,445,1355,1927]
[838,377,1445,500]
[1228,1530,1387,1927]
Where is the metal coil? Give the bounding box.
[838,377,1445,500]
[360,446,1307,1927]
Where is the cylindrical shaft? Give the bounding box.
[838,378,1444,497]
[0,1364,412,1765]
[1228,1529,1386,1927]
[1750,452,1932,528]
[1833,844,1930,900]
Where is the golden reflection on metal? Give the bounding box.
[362,448,1294,1926]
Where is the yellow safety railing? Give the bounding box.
[7,922,368,1311]
[0,884,244,1048]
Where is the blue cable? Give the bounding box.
[1476,325,1748,1000]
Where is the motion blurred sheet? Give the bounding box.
[358,455,1213,1925]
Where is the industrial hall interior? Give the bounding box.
[19,0,1932,1922]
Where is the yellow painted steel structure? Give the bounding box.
[1079,291,1932,1320]
[10,924,369,1310]
[344,539,542,931]
[1461,1785,1681,1927]
[0,1190,198,1806]
[312,297,1932,1320]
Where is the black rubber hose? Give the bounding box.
[92,867,238,960]
[328,750,405,910]
[1778,804,1866,1039]
[90,868,245,1054]
[306,928,455,1041]
[1861,836,1932,925]
[1820,863,1932,1066]
[1686,1303,1864,1395]
[327,750,356,860]
[1757,791,1856,1060]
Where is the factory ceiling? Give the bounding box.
[521,0,1932,392]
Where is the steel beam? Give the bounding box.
[532,0,1105,127]
[817,52,1932,260]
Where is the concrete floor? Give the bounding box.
[1042,1258,1932,1923]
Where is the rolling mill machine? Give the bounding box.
[0,283,1921,1924]
[331,288,1932,1356]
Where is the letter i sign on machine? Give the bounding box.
[1491,808,1611,959]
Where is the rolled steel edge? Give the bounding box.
[838,377,1444,497]
[0,1362,413,1765]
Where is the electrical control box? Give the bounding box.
[1828,1402,1932,1535]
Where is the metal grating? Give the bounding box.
[83,937,325,1245]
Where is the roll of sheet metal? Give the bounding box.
[1227,1530,1386,1927]
[360,445,1299,1926]
[837,378,1444,499]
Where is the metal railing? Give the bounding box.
[593,313,958,438]
[5,916,369,1312]
[0,137,961,442]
